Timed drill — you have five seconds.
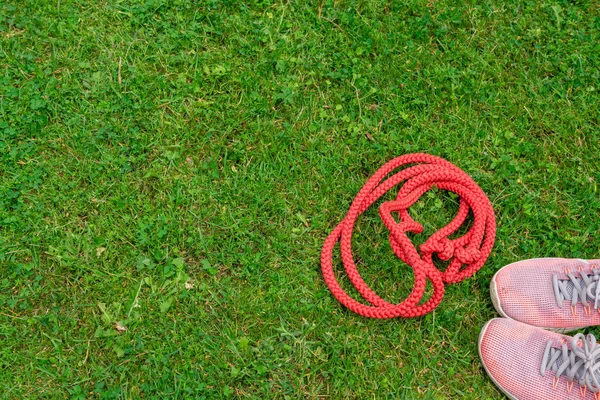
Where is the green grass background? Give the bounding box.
[1,0,600,398]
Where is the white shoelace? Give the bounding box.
[553,270,600,310]
[541,333,600,393]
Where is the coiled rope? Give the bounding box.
[320,153,496,318]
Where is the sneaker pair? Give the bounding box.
[479,258,600,399]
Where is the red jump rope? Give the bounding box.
[321,153,496,318]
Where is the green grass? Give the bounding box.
[1,0,600,398]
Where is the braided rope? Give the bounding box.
[320,153,496,318]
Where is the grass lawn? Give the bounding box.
[1,0,600,398]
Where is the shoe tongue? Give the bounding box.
[560,277,593,302]
[563,280,576,298]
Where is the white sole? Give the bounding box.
[478,319,519,400]
[489,268,507,318]
[489,258,588,333]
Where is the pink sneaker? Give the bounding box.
[479,318,600,400]
[491,258,600,331]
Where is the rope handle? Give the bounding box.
[320,153,496,318]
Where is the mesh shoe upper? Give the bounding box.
[479,318,600,400]
[492,258,600,330]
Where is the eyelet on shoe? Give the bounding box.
[578,265,583,272]
[580,385,587,398]
[567,380,573,392]
[585,304,591,316]
[571,305,577,316]
[552,376,560,389]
